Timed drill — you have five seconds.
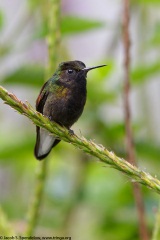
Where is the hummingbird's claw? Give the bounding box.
[68,129,74,136]
[48,116,52,121]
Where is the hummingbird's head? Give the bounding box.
[55,60,106,86]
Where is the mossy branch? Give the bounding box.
[0,85,160,194]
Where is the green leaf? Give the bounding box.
[0,134,34,161]
[131,62,160,84]
[149,23,160,46]
[0,45,12,57]
[28,0,44,10]
[136,141,160,162]
[87,61,116,105]
[2,65,44,87]
[61,16,104,35]
[35,16,104,39]
[135,0,160,4]
[0,9,4,30]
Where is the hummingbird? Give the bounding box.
[34,60,106,160]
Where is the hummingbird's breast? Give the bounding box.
[43,82,87,128]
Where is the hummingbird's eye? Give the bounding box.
[67,69,74,74]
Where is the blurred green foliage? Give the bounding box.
[2,66,44,87]
[0,0,160,239]
[0,9,4,30]
[131,62,160,85]
[36,15,104,39]
[61,16,104,35]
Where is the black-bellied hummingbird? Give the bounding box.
[34,60,106,160]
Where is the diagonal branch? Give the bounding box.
[0,85,160,194]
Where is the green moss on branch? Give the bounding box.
[0,85,160,194]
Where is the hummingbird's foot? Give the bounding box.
[68,129,74,136]
[48,116,52,121]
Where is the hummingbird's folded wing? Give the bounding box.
[36,81,49,113]
[34,81,60,160]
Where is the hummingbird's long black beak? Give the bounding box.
[82,64,106,73]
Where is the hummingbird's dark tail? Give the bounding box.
[34,126,60,160]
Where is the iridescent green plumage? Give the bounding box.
[34,60,106,160]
